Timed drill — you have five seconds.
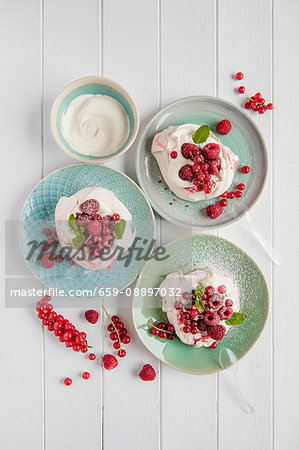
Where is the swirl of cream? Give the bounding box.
[61,94,129,156]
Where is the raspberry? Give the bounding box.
[206,204,223,219]
[87,220,102,235]
[197,319,208,332]
[103,354,118,370]
[208,160,220,175]
[75,213,92,228]
[218,306,233,321]
[208,294,223,311]
[207,325,226,341]
[41,252,55,269]
[202,143,220,160]
[216,119,232,135]
[178,165,194,181]
[181,143,199,159]
[84,309,99,324]
[80,199,99,216]
[203,311,220,326]
[139,364,156,381]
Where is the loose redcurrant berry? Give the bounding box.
[170,151,178,159]
[237,183,245,190]
[267,103,273,110]
[235,72,244,80]
[88,353,96,360]
[220,192,228,198]
[241,166,250,174]
[218,285,227,294]
[117,349,126,358]
[82,372,90,380]
[210,342,217,349]
[235,191,242,198]
[64,377,72,386]
[219,199,228,207]
[227,192,234,199]
[238,86,245,93]
[43,228,52,236]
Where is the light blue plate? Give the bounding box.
[20,164,155,298]
[136,96,267,229]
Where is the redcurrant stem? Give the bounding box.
[148,320,172,334]
[101,305,123,350]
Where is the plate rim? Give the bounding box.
[135,95,268,230]
[132,233,270,375]
[19,163,156,299]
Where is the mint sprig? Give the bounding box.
[194,283,205,314]
[113,219,126,240]
[192,125,210,144]
[225,312,246,326]
[68,214,86,249]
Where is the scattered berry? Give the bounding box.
[85,310,99,324]
[64,378,72,386]
[43,228,52,236]
[207,325,226,341]
[139,364,156,381]
[220,192,228,198]
[206,204,223,220]
[235,190,242,198]
[227,192,234,199]
[218,285,227,294]
[41,252,55,269]
[237,183,245,190]
[103,354,118,370]
[241,166,250,174]
[82,372,90,380]
[88,353,96,360]
[235,72,244,80]
[210,342,217,349]
[216,120,232,135]
[170,151,178,159]
[219,199,227,207]
[238,86,245,94]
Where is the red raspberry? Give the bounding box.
[202,143,220,160]
[103,354,118,370]
[139,364,156,381]
[204,311,220,326]
[216,120,232,135]
[208,294,223,311]
[178,165,194,181]
[80,199,99,216]
[207,325,226,341]
[197,319,208,332]
[181,143,199,159]
[84,309,99,324]
[218,306,233,321]
[206,204,223,220]
[41,252,55,269]
[87,220,102,235]
[208,160,220,175]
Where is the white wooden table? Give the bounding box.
[1,1,298,449]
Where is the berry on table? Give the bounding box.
[170,151,178,159]
[216,120,232,135]
[85,310,99,324]
[139,364,156,381]
[227,192,234,199]
[206,204,223,220]
[82,372,90,380]
[235,72,244,80]
[64,378,72,386]
[43,228,52,236]
[241,166,250,174]
[219,199,227,207]
[238,86,245,94]
[103,354,118,370]
[220,192,228,198]
[41,252,55,269]
[237,183,245,190]
[235,190,242,198]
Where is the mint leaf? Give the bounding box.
[225,312,246,326]
[192,125,210,144]
[113,219,126,240]
[68,213,78,232]
[72,235,85,249]
[68,214,85,249]
[194,283,205,314]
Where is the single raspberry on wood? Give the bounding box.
[207,325,226,341]
[85,309,99,324]
[103,354,118,370]
[139,364,156,381]
[206,204,223,219]
[216,119,232,135]
[202,143,220,160]
[80,199,99,216]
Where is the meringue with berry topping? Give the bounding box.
[55,187,135,270]
[151,124,239,201]
[160,268,242,348]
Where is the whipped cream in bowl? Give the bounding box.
[51,76,139,163]
[151,124,239,202]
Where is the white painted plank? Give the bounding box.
[160,2,218,450]
[217,1,273,449]
[102,2,160,449]
[0,1,43,449]
[43,1,102,449]
[273,1,299,448]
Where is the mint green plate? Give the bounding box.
[132,234,269,375]
[136,96,267,229]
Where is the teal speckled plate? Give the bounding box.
[20,164,154,298]
[132,234,269,375]
[136,96,267,229]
